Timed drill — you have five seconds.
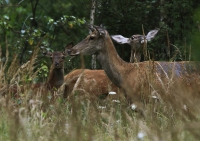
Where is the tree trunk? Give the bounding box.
[90,0,96,69]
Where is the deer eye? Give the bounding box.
[131,36,134,40]
[61,56,65,59]
[89,35,95,40]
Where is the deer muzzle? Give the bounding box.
[54,62,59,67]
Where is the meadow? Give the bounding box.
[0,45,200,141]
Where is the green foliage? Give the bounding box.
[0,0,87,54]
[0,1,200,140]
[0,0,199,75]
[190,6,200,60]
[0,0,89,81]
[94,0,159,61]
[95,0,199,61]
[37,62,49,81]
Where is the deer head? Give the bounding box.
[111,29,159,62]
[40,42,73,90]
[67,25,107,56]
[40,42,73,69]
[67,25,125,87]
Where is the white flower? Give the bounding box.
[109,91,116,95]
[183,104,188,111]
[112,100,120,103]
[137,131,146,140]
[21,30,25,34]
[131,104,137,110]
[4,15,9,20]
[98,106,106,109]
[151,95,157,99]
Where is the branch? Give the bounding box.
[30,0,39,27]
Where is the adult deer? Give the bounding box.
[111,29,159,62]
[63,69,120,100]
[67,25,200,112]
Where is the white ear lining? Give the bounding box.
[146,29,159,41]
[140,39,147,44]
[111,35,130,44]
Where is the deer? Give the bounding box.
[1,42,120,102]
[0,43,73,100]
[111,29,159,62]
[6,43,74,99]
[39,42,73,91]
[66,25,200,114]
[42,51,121,100]
[63,69,120,100]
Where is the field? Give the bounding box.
[0,47,200,141]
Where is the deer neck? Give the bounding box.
[47,66,64,89]
[97,36,128,88]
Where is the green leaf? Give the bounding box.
[28,38,34,45]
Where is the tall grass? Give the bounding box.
[0,44,200,141]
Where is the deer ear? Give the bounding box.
[146,28,160,42]
[94,25,106,37]
[88,24,95,32]
[43,51,52,57]
[88,24,106,36]
[64,42,73,55]
[65,42,73,48]
[111,35,130,44]
[40,46,52,57]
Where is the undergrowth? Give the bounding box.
[0,44,200,141]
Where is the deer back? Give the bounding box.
[63,69,120,99]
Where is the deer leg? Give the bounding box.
[63,84,72,99]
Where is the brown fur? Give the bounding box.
[68,26,200,108]
[38,43,73,100]
[63,69,120,99]
[45,51,65,90]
